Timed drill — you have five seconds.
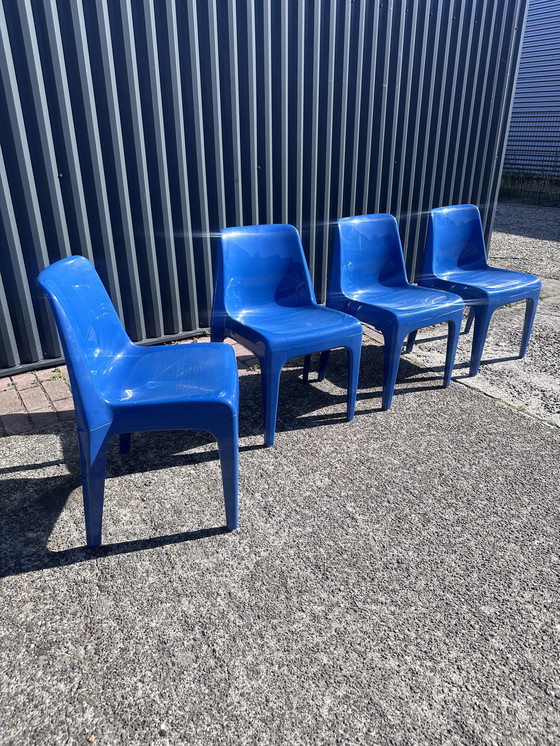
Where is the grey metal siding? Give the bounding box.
[0,0,528,375]
[512,0,560,112]
[503,0,560,183]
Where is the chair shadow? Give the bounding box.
[0,347,443,577]
[425,355,521,378]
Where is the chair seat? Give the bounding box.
[342,284,463,327]
[103,343,238,408]
[230,304,362,352]
[435,267,541,303]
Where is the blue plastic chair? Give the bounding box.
[416,204,541,376]
[326,214,465,410]
[38,256,239,548]
[211,224,363,446]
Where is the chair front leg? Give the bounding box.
[302,355,312,383]
[469,306,493,377]
[214,416,239,531]
[77,429,111,548]
[520,291,540,358]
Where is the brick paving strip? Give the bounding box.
[0,326,381,438]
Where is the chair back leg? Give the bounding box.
[464,306,475,335]
[318,350,330,382]
[381,329,406,410]
[345,339,362,420]
[210,328,227,343]
[520,291,540,358]
[405,330,417,354]
[260,353,284,447]
[302,354,312,384]
[119,433,131,453]
[443,316,461,387]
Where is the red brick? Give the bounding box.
[0,389,25,416]
[35,367,62,382]
[19,385,54,413]
[52,397,74,415]
[0,377,13,393]
[11,372,38,390]
[42,379,72,402]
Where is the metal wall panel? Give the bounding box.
[504,113,560,177]
[501,0,560,202]
[511,0,560,112]
[0,0,528,375]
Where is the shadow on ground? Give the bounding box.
[0,346,447,577]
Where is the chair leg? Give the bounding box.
[210,328,226,343]
[464,306,475,334]
[405,330,417,354]
[318,350,330,382]
[78,429,110,548]
[469,306,493,377]
[345,340,361,421]
[302,354,311,384]
[215,417,239,531]
[443,317,461,387]
[520,293,539,358]
[260,354,284,447]
[119,433,131,453]
[381,330,405,411]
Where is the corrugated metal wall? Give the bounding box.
[503,113,560,177]
[0,0,528,375]
[502,0,560,186]
[510,0,560,113]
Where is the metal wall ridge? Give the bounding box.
[0,0,528,375]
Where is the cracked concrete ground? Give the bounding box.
[0,202,559,745]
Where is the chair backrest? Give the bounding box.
[214,224,316,317]
[330,214,408,300]
[37,256,130,430]
[422,204,489,279]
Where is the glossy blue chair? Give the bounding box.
[416,204,541,376]
[211,224,362,446]
[38,256,239,548]
[326,214,465,410]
